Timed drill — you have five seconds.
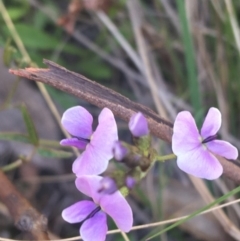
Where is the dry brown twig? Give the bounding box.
[9,60,240,185]
[0,170,49,240]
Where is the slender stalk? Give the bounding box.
[155,153,176,162]
[1,159,23,172]
[96,10,143,74]
[225,0,240,54]
[146,185,240,240]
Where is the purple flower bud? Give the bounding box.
[98,177,118,194]
[128,112,149,137]
[125,176,136,189]
[113,141,128,161]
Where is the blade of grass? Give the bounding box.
[176,0,202,120]
[145,185,240,240]
[225,0,240,54]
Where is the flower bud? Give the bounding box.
[125,176,136,189]
[128,112,149,137]
[98,177,118,194]
[113,141,128,161]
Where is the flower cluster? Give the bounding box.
[60,106,133,241]
[113,112,153,172]
[60,105,239,240]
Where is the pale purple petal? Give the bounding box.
[206,140,238,160]
[201,107,221,139]
[61,106,93,138]
[73,108,118,176]
[92,107,118,158]
[75,176,102,204]
[128,112,149,137]
[60,138,88,149]
[172,111,201,155]
[80,211,107,241]
[100,191,133,232]
[62,201,97,223]
[72,144,110,176]
[177,147,223,180]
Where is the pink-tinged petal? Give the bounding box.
[61,106,93,138]
[73,108,118,176]
[72,145,109,176]
[60,138,88,149]
[75,176,102,204]
[100,191,133,232]
[177,147,223,180]
[172,111,201,155]
[92,108,118,158]
[129,112,149,137]
[80,211,107,241]
[62,201,97,223]
[206,140,238,160]
[201,107,221,139]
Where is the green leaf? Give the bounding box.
[37,147,73,158]
[79,60,112,79]
[14,24,60,49]
[7,7,29,21]
[0,132,30,143]
[177,0,202,123]
[20,104,39,146]
[2,24,81,54]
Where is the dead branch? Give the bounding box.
[0,170,49,240]
[9,60,240,184]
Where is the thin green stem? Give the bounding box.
[155,153,176,162]
[39,139,63,148]
[1,159,23,172]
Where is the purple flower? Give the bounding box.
[172,107,238,180]
[129,112,149,137]
[62,175,133,241]
[60,106,118,176]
